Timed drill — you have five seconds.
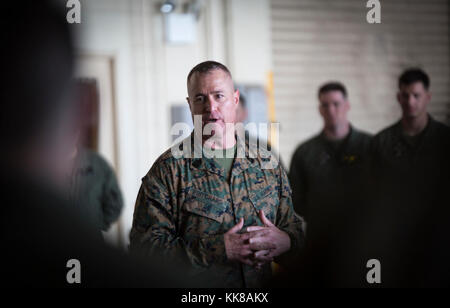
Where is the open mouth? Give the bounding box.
[204,119,219,123]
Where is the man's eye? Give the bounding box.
[195,97,204,103]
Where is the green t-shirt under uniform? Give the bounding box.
[213,145,236,182]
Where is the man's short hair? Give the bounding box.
[187,61,232,86]
[238,89,247,109]
[318,82,348,99]
[398,68,430,90]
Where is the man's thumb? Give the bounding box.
[259,210,274,227]
[228,217,244,234]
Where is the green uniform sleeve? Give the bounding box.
[129,163,228,270]
[101,163,124,231]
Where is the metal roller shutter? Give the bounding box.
[271,0,450,166]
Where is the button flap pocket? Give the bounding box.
[249,186,278,212]
[184,189,229,223]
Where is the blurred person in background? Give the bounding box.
[236,91,285,171]
[289,82,372,224]
[65,82,124,235]
[367,68,450,286]
[130,61,304,287]
[0,0,190,287]
[282,82,373,287]
[67,131,124,235]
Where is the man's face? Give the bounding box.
[397,81,430,119]
[187,69,239,133]
[318,90,350,129]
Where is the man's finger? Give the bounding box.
[253,250,274,262]
[241,229,270,241]
[259,210,274,227]
[254,250,271,258]
[249,241,276,251]
[239,246,253,257]
[248,236,266,245]
[246,226,266,232]
[254,256,274,263]
[227,217,244,234]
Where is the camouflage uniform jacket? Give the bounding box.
[130,135,304,287]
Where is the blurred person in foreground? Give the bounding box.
[130,61,304,287]
[0,0,189,287]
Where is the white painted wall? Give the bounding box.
[226,0,272,84]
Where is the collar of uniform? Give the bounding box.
[345,125,360,150]
[189,133,259,178]
[231,134,260,177]
[394,113,436,141]
[319,124,355,151]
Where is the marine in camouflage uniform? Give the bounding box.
[130,61,304,288]
[130,134,304,287]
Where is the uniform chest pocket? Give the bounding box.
[182,189,231,235]
[249,186,279,221]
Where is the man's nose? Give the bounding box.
[205,96,218,112]
[407,94,415,105]
[327,105,336,115]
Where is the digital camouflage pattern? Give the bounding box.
[130,134,304,287]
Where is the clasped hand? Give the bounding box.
[224,210,291,269]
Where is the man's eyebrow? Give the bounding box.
[194,90,224,97]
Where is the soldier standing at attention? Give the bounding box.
[130,61,304,287]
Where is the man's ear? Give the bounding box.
[427,91,432,103]
[396,92,402,105]
[186,97,192,110]
[234,89,240,106]
[345,99,351,111]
